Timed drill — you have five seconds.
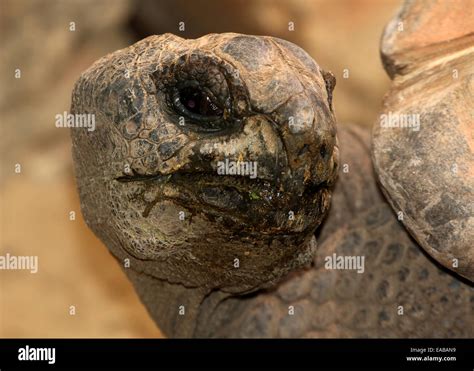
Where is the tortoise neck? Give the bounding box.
[120,235,317,336]
[125,269,214,337]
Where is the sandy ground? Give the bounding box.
[0,140,161,337]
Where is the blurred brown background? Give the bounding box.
[0,0,400,337]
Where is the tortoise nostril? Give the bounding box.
[202,152,214,161]
[320,144,327,159]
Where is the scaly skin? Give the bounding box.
[70,32,473,338]
[194,124,473,338]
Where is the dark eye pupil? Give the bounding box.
[179,87,223,117]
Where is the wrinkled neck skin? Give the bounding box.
[125,269,211,337]
[116,235,317,337]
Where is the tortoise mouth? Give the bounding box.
[116,171,278,205]
[116,170,327,228]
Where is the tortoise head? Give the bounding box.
[71,33,338,294]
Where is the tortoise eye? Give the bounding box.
[172,86,224,122]
[178,87,223,117]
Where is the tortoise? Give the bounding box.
[70,2,473,338]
